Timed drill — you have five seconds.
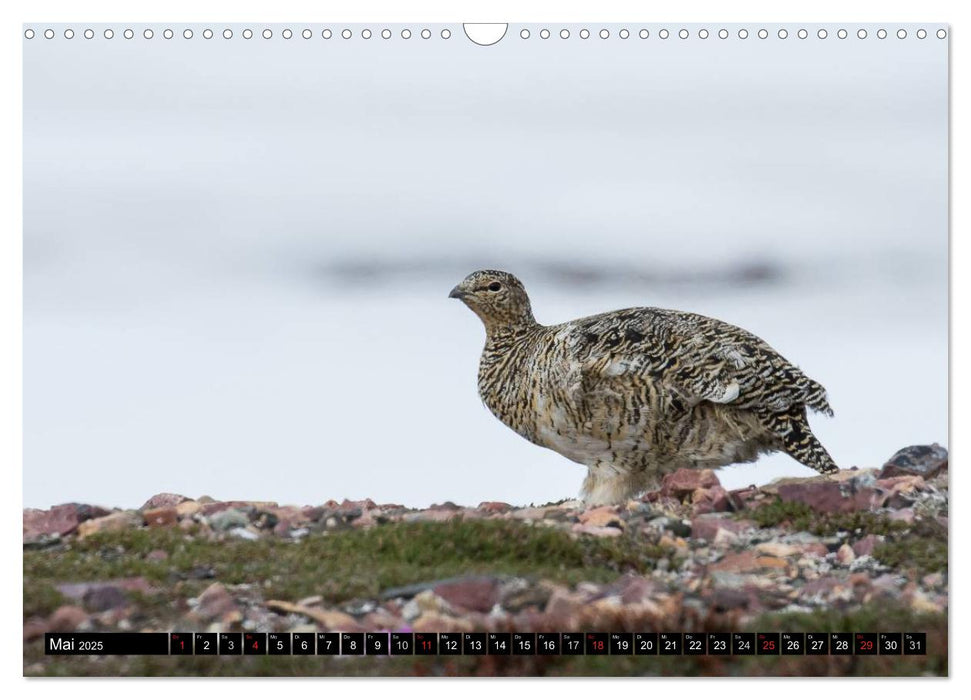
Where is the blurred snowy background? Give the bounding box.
[23,23,948,508]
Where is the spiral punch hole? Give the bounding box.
[22,23,945,45]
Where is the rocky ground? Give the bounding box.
[23,445,948,676]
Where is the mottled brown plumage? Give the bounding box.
[450,270,838,505]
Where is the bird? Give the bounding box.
[449,269,838,505]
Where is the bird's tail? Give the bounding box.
[803,377,834,417]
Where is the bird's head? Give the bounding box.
[449,269,536,332]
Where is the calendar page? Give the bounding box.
[22,21,948,677]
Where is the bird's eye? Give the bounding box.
[488,282,502,292]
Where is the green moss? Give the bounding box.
[745,499,910,538]
[23,581,65,619]
[746,500,816,530]
[873,539,947,576]
[24,520,668,608]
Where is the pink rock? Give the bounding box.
[607,575,661,605]
[146,549,168,561]
[477,501,513,513]
[776,482,882,514]
[48,605,89,631]
[140,493,190,510]
[874,475,926,493]
[800,542,829,558]
[273,519,294,536]
[195,582,239,621]
[727,485,762,509]
[23,504,90,539]
[690,516,754,541]
[836,543,856,565]
[302,506,327,521]
[23,618,48,641]
[200,502,233,516]
[578,505,623,528]
[707,587,754,612]
[660,469,720,500]
[710,551,788,573]
[143,506,178,528]
[691,486,733,514]
[433,577,500,613]
[852,534,881,557]
[339,498,377,512]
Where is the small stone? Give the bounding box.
[713,528,741,546]
[412,589,453,617]
[83,586,129,612]
[660,468,720,500]
[229,527,259,540]
[908,590,943,615]
[77,511,139,538]
[572,523,623,537]
[176,500,202,518]
[755,542,801,558]
[301,506,327,522]
[578,505,624,529]
[412,612,471,633]
[710,551,788,573]
[23,618,48,641]
[508,507,550,521]
[707,587,752,611]
[146,549,168,561]
[836,543,856,565]
[691,485,733,514]
[143,506,178,528]
[500,580,552,613]
[194,583,239,622]
[208,508,251,532]
[313,609,362,631]
[888,509,916,524]
[477,501,513,513]
[879,444,948,480]
[140,493,190,510]
[187,565,216,580]
[852,534,881,557]
[544,587,586,621]
[433,576,500,613]
[690,516,754,541]
[48,605,89,631]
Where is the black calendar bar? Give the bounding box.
[40,631,929,656]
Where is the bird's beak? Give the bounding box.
[448,285,466,299]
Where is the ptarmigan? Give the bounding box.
[449,269,838,505]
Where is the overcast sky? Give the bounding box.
[23,24,948,508]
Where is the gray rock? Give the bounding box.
[879,444,948,480]
[208,508,251,532]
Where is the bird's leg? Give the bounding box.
[581,465,640,506]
